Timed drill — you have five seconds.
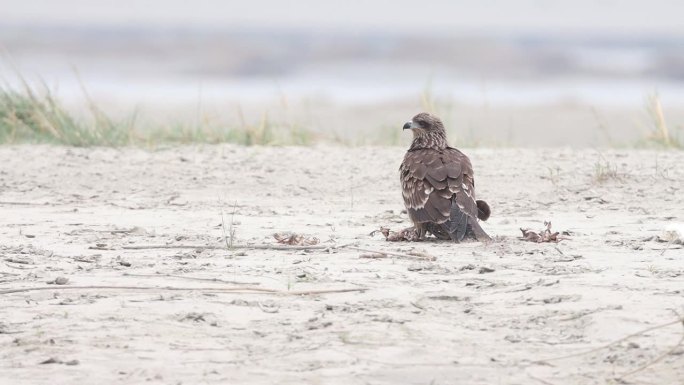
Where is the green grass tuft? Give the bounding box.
[0,81,134,146]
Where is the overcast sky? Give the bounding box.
[3,0,684,36]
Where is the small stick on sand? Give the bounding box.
[121,244,334,251]
[0,285,366,296]
[351,246,436,261]
[4,263,36,270]
[122,273,261,286]
[119,243,433,260]
[0,201,45,206]
[4,257,33,265]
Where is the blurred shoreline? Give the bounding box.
[1,22,683,147]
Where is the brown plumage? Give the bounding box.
[400,112,491,242]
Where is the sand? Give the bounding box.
[0,145,682,384]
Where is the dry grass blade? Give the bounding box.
[228,200,237,247]
[643,93,682,148]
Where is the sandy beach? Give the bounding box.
[0,145,682,384]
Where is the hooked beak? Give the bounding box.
[402,121,414,130]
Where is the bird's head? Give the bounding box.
[403,112,447,149]
[403,112,445,135]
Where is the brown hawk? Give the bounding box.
[400,112,491,242]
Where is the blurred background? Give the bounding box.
[1,0,683,146]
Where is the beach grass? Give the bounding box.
[2,76,683,149]
[0,78,316,147]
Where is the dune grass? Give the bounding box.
[0,80,133,146]
[2,76,683,149]
[0,79,316,146]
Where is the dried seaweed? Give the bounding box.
[273,232,320,246]
[520,221,567,243]
[371,227,419,242]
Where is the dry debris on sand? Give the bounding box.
[371,226,419,241]
[520,221,569,243]
[1,146,683,385]
[273,232,320,246]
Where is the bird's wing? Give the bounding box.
[400,149,459,225]
[442,147,479,219]
[442,147,488,240]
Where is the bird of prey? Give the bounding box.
[400,112,491,242]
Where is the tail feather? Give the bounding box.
[438,201,491,242]
[476,200,491,221]
[446,206,468,242]
[466,219,492,242]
